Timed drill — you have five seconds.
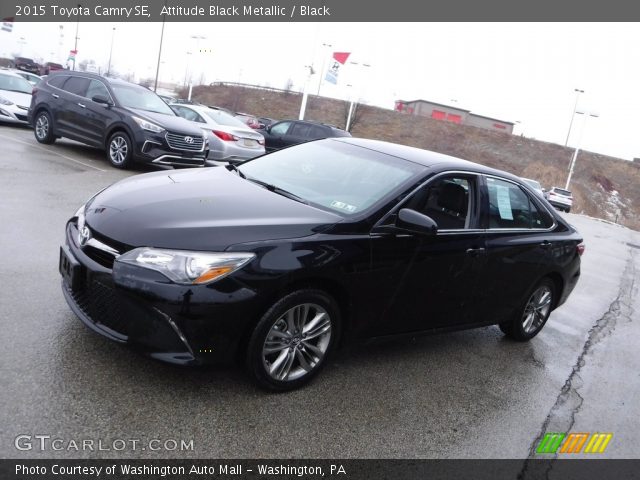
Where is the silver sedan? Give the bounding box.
[171,103,265,166]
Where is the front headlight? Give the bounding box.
[74,204,86,229]
[132,115,164,133]
[0,96,13,106]
[116,248,255,285]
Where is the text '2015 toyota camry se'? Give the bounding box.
[59,138,583,391]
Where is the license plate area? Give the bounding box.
[243,139,258,147]
[59,245,83,292]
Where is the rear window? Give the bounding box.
[553,188,572,196]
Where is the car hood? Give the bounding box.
[126,108,204,136]
[85,167,343,251]
[0,89,32,107]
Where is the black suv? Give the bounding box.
[14,57,40,75]
[260,120,350,152]
[28,72,208,169]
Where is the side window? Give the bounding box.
[61,76,90,97]
[486,177,547,229]
[407,176,473,230]
[290,123,311,138]
[270,121,291,136]
[308,125,328,139]
[47,75,68,88]
[86,80,110,101]
[530,198,554,229]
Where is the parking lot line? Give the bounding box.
[0,133,107,172]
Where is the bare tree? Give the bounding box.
[283,78,294,96]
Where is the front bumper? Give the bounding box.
[60,221,266,366]
[134,133,208,168]
[0,104,29,124]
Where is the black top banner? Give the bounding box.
[2,0,640,22]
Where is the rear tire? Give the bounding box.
[33,111,55,144]
[107,131,133,169]
[246,289,340,391]
[499,278,555,341]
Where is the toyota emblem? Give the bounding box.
[78,226,91,246]
[184,136,194,144]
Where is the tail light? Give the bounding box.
[258,139,265,146]
[576,243,585,256]
[31,87,38,95]
[212,130,238,141]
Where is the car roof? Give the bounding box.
[0,69,26,78]
[331,137,524,179]
[46,70,143,88]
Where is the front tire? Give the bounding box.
[246,289,340,391]
[499,278,555,341]
[34,111,55,144]
[107,131,133,169]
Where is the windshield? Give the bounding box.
[238,140,424,215]
[111,84,175,115]
[204,108,248,127]
[0,73,33,94]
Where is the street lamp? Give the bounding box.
[73,4,81,71]
[106,27,116,77]
[565,110,599,190]
[345,61,371,131]
[564,88,584,146]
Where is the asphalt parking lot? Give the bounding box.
[1,123,639,460]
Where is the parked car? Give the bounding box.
[234,112,261,129]
[11,69,42,86]
[260,119,351,152]
[521,177,545,197]
[258,116,277,128]
[59,138,583,391]
[29,71,208,169]
[171,103,265,165]
[0,70,33,124]
[157,94,176,104]
[40,62,64,75]
[14,57,40,75]
[545,187,573,212]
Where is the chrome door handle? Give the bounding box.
[466,247,486,256]
[77,103,86,108]
[52,93,59,98]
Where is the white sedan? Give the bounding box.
[0,70,33,125]
[171,103,265,166]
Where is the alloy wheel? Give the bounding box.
[35,115,49,139]
[522,285,552,333]
[109,136,128,165]
[262,303,332,382]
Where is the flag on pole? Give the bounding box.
[68,49,77,61]
[325,52,350,85]
[2,17,14,32]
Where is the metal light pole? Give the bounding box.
[153,0,168,92]
[564,88,584,146]
[316,42,332,96]
[72,4,81,71]
[345,62,371,132]
[106,27,116,77]
[565,110,599,190]
[298,65,315,120]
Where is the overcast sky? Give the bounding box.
[2,22,639,160]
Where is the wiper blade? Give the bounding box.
[226,163,246,178]
[245,177,309,205]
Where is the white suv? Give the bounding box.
[545,187,573,213]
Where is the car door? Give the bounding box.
[264,121,293,151]
[79,79,115,147]
[56,75,90,141]
[43,74,70,132]
[369,173,487,336]
[476,175,555,325]
[281,122,313,147]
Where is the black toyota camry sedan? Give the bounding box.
[59,138,583,391]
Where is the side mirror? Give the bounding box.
[92,95,112,106]
[396,208,438,235]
